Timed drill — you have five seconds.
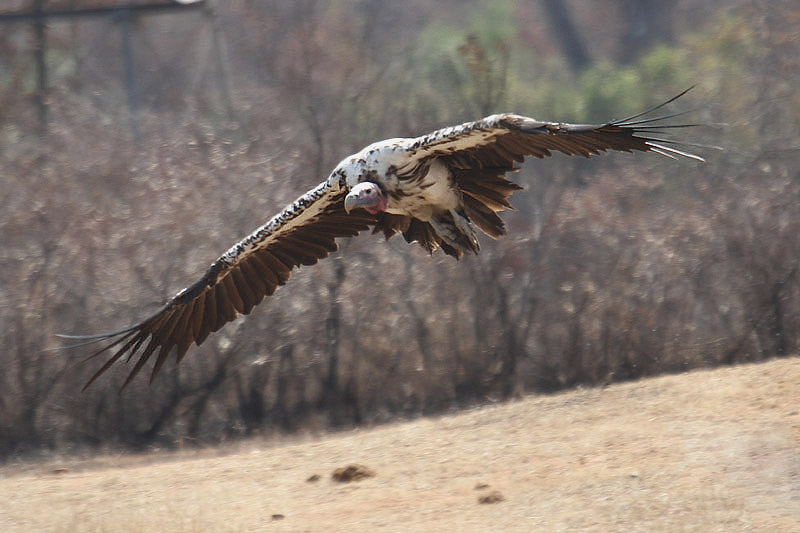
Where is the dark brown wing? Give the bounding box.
[404,87,705,167]
[63,182,376,390]
[382,88,706,257]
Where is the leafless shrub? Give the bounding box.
[0,0,797,458]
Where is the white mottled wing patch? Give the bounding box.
[217,180,339,270]
[402,115,529,159]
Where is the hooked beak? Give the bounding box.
[344,182,387,214]
[344,192,369,213]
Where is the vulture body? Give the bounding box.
[63,89,705,390]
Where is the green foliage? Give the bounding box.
[579,65,647,121]
[409,2,746,125]
[693,13,766,68]
[638,45,689,89]
[410,1,517,120]
[466,0,516,46]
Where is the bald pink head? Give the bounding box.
[344,182,387,214]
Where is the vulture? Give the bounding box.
[63,88,705,390]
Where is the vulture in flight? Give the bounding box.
[63,88,705,390]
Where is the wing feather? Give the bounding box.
[172,300,197,363]
[404,88,705,167]
[189,291,206,342]
[67,182,377,390]
[249,254,281,293]
[230,267,257,314]
[237,259,267,301]
[215,283,236,329]
[200,286,217,342]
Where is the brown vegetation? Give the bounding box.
[0,0,798,458]
[0,358,797,531]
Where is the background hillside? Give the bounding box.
[2,358,798,531]
[0,0,798,458]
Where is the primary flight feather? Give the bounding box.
[62,88,706,390]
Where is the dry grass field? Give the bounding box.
[2,358,798,532]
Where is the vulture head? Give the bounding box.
[344,182,387,214]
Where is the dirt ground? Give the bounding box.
[2,358,798,532]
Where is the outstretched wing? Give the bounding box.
[404,87,705,168]
[63,181,376,390]
[378,88,707,257]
